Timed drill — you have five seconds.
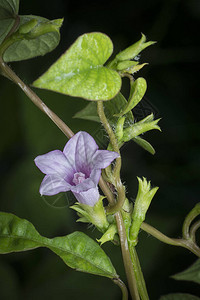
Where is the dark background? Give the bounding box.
[0,0,200,299]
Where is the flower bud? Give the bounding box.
[70,196,109,232]
[129,177,159,245]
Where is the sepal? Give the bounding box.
[97,224,118,245]
[122,113,161,142]
[70,196,109,232]
[129,177,159,245]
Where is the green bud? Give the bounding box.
[115,77,147,117]
[70,196,109,232]
[116,33,156,62]
[115,116,125,141]
[125,63,148,74]
[129,177,159,245]
[122,113,161,142]
[116,60,138,71]
[19,19,38,34]
[121,198,133,237]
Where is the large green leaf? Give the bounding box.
[3,15,63,62]
[160,294,200,300]
[0,212,118,279]
[0,0,19,45]
[171,259,200,284]
[33,32,121,101]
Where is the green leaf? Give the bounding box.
[171,259,200,284]
[33,32,121,101]
[133,136,155,155]
[0,0,19,45]
[74,101,100,122]
[74,92,134,125]
[116,33,156,61]
[0,212,118,279]
[115,77,147,117]
[3,15,63,62]
[160,293,200,300]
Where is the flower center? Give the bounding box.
[72,172,86,185]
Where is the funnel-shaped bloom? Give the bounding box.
[34,131,119,206]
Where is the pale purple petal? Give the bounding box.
[70,177,96,193]
[89,168,102,185]
[92,150,120,169]
[34,150,74,182]
[65,132,99,174]
[73,186,100,206]
[39,175,71,196]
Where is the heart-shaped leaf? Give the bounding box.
[0,0,19,45]
[33,32,122,101]
[3,15,63,62]
[0,212,118,279]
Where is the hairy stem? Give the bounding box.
[97,100,125,213]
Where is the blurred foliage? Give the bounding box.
[0,0,200,299]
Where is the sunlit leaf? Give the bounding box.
[33,32,121,101]
[0,212,118,279]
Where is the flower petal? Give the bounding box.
[63,131,99,175]
[73,187,100,206]
[39,175,71,196]
[92,150,120,169]
[34,150,74,182]
[70,177,96,193]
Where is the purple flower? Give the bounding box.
[34,131,119,206]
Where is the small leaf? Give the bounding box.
[115,77,147,117]
[0,0,19,45]
[171,259,200,284]
[116,33,156,61]
[74,102,100,122]
[160,293,200,300]
[74,92,134,125]
[33,32,121,101]
[133,136,155,155]
[0,212,118,279]
[3,15,63,62]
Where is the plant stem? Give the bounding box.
[97,100,125,214]
[129,245,149,300]
[189,220,200,244]
[141,222,200,257]
[182,203,200,240]
[115,212,140,300]
[113,278,129,300]
[97,100,140,299]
